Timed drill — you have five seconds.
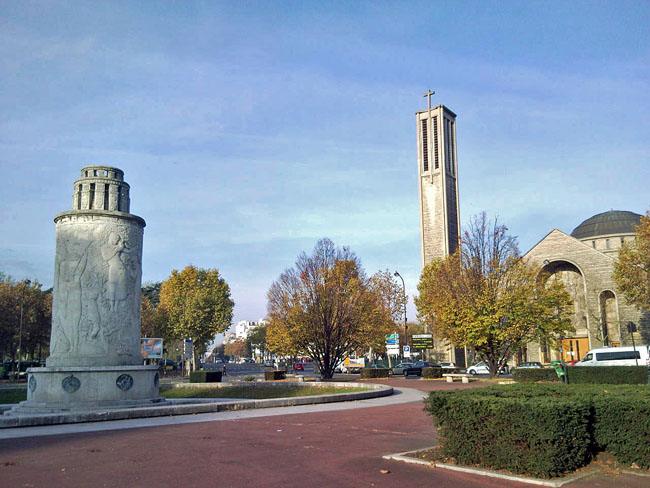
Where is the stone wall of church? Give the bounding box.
[524,229,645,362]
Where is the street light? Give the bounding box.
[16,279,31,381]
[393,271,408,351]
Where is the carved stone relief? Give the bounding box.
[48,214,144,367]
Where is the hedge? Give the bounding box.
[360,368,390,378]
[189,371,223,383]
[264,370,287,381]
[422,367,443,378]
[425,384,650,476]
[425,389,590,477]
[592,393,650,468]
[566,366,648,384]
[512,368,559,383]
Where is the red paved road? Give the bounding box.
[0,379,646,488]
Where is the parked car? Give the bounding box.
[576,346,650,367]
[293,363,304,371]
[390,362,413,375]
[439,362,457,370]
[467,361,509,375]
[158,359,177,371]
[403,361,441,377]
[516,362,543,369]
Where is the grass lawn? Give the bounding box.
[161,384,369,399]
[0,388,26,404]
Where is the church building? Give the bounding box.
[523,210,645,363]
[415,98,646,366]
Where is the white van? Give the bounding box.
[576,346,650,367]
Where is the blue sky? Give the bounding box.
[1,1,649,323]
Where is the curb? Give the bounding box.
[382,448,597,487]
[1,382,392,428]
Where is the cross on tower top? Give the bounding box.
[423,89,435,111]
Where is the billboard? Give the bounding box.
[141,338,163,359]
[411,334,433,349]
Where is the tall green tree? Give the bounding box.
[416,213,573,377]
[267,239,392,379]
[159,266,234,366]
[614,212,650,312]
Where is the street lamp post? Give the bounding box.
[16,279,31,381]
[393,271,408,356]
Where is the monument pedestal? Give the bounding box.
[9,365,164,414]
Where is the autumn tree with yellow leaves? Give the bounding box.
[416,213,574,377]
[159,266,234,366]
[267,239,392,379]
[614,212,650,313]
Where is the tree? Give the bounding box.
[142,281,162,307]
[159,266,234,367]
[246,322,268,360]
[368,270,408,355]
[416,213,573,377]
[614,212,650,312]
[0,276,51,362]
[224,338,249,359]
[267,238,392,379]
[266,319,300,358]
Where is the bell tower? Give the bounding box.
[417,94,460,265]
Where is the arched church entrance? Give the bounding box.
[599,290,620,346]
[540,260,590,362]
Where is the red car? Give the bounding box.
[293,363,304,371]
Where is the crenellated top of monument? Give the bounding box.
[79,165,125,182]
[71,165,132,214]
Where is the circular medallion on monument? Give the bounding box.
[62,375,81,393]
[28,375,37,393]
[116,374,134,391]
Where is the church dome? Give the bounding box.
[571,210,642,239]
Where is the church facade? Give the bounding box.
[523,210,645,363]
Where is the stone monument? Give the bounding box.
[11,166,162,413]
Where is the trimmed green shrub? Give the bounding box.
[422,367,443,378]
[592,393,650,468]
[425,388,591,478]
[189,370,223,383]
[264,370,286,381]
[359,368,390,378]
[425,384,650,475]
[566,366,648,384]
[512,368,559,383]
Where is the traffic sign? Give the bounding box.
[412,334,433,349]
[403,345,411,358]
[385,332,399,345]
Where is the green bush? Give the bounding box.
[512,368,559,383]
[264,370,286,381]
[359,368,390,378]
[592,393,650,468]
[189,370,223,383]
[425,384,650,475]
[425,388,591,478]
[421,367,443,378]
[566,366,648,384]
